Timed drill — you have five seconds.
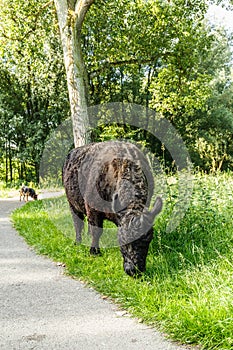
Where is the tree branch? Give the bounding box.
[75,0,95,31]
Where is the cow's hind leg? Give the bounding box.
[69,204,84,243]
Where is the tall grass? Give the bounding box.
[12,172,233,349]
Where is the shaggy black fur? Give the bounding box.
[63,141,162,276]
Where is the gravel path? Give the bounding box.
[0,195,188,350]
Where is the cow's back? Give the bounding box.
[63,141,154,217]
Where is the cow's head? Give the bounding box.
[117,197,163,276]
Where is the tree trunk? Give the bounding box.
[54,0,94,147]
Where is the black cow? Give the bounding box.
[63,141,162,276]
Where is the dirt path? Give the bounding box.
[0,196,188,350]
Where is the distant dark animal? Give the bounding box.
[63,141,162,276]
[19,186,38,202]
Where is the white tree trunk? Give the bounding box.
[54,0,94,147]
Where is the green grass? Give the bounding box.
[12,172,233,350]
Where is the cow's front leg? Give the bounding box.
[88,215,103,255]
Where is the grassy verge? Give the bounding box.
[12,172,233,350]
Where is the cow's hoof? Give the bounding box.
[90,247,101,255]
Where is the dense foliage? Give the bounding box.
[0,0,233,185]
[0,0,69,184]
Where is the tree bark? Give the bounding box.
[54,0,94,147]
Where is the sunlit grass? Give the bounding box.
[12,172,233,349]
